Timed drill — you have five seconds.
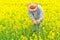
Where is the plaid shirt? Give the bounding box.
[28,5,44,20]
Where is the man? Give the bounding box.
[28,3,44,33]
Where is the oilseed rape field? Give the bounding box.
[0,0,60,40]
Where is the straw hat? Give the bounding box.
[28,3,38,12]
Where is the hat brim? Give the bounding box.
[28,3,38,12]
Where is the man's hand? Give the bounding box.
[33,20,40,24]
[36,19,40,24]
[33,20,37,24]
[32,19,40,24]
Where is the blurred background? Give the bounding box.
[0,0,60,40]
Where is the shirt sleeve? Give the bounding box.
[28,11,35,20]
[38,5,44,19]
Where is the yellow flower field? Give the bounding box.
[0,0,60,40]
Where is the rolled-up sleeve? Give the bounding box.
[28,11,35,20]
[38,5,44,20]
[40,11,44,18]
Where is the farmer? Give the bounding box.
[28,3,44,33]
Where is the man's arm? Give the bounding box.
[28,11,35,21]
[37,5,44,22]
[28,11,37,24]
